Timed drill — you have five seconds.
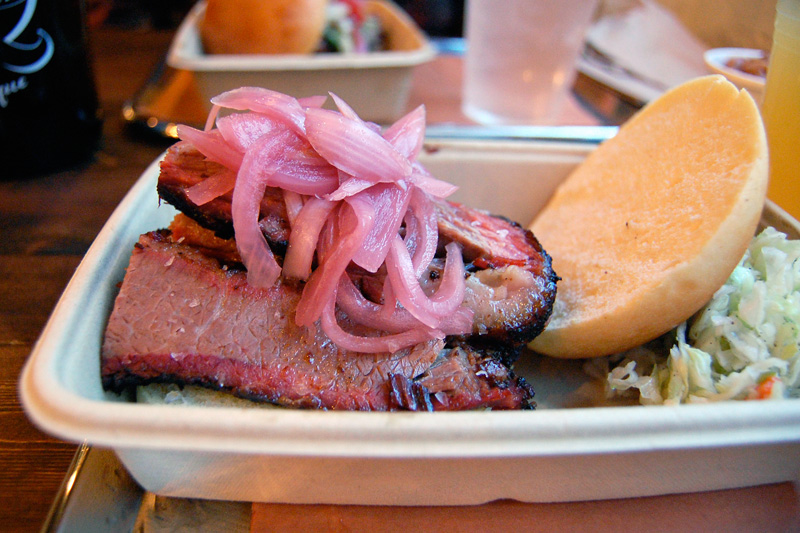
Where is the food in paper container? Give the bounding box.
[522,73,799,404]
[101,88,558,411]
[102,73,792,413]
[200,0,387,55]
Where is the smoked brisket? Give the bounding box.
[101,231,535,410]
[157,143,558,345]
[101,142,557,411]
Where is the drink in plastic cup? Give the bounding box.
[462,0,598,125]
[763,0,800,219]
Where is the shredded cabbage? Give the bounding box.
[607,227,800,404]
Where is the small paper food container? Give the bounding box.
[19,139,800,506]
[167,0,437,123]
[703,48,767,105]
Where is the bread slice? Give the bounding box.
[528,75,768,358]
[201,0,328,55]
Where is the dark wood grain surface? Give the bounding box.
[0,26,175,532]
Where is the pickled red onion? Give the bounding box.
[216,113,276,153]
[329,92,382,134]
[283,197,337,280]
[204,104,220,132]
[385,238,467,328]
[350,181,412,273]
[211,87,308,135]
[320,297,442,354]
[383,105,425,160]
[176,125,243,170]
[282,190,305,226]
[297,94,328,108]
[304,107,412,183]
[231,133,289,288]
[325,173,374,201]
[180,89,471,353]
[294,196,375,328]
[336,275,472,335]
[186,168,236,206]
[330,92,360,120]
[409,163,459,198]
[406,188,438,277]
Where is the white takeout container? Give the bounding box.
[167,1,436,123]
[20,139,800,505]
[704,48,767,105]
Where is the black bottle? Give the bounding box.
[0,0,102,178]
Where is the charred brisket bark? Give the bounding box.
[101,231,534,410]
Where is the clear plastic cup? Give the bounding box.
[462,0,598,125]
[762,0,800,219]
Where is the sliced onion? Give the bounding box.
[385,237,466,328]
[385,235,439,328]
[298,94,328,108]
[282,190,305,226]
[428,242,468,310]
[304,107,412,183]
[336,275,473,335]
[231,132,295,288]
[325,172,374,201]
[402,209,420,258]
[249,127,339,196]
[350,181,412,273]
[330,92,360,120]
[186,167,236,206]
[315,215,336,264]
[177,125,243,170]
[407,188,438,277]
[186,89,471,353]
[211,87,307,135]
[204,104,221,132]
[336,275,423,333]
[283,197,337,280]
[266,148,339,196]
[383,105,425,160]
[379,276,398,321]
[295,196,374,327]
[409,163,458,198]
[320,297,443,354]
[329,92,382,134]
[336,275,411,332]
[216,113,276,153]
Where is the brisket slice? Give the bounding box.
[101,231,534,411]
[156,143,290,249]
[157,142,558,346]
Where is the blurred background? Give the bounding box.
[87,0,777,50]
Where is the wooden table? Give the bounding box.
[0,26,175,532]
[1,23,798,533]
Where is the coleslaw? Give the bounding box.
[607,226,800,404]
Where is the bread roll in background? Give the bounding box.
[200,0,328,54]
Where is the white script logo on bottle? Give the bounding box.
[1,0,54,108]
